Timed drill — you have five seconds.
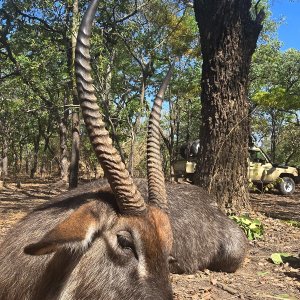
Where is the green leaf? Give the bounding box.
[230,215,264,240]
[270,253,291,265]
[257,271,269,276]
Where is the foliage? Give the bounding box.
[0,0,201,179]
[270,252,293,265]
[263,178,283,192]
[249,177,285,194]
[251,47,300,110]
[230,215,264,240]
[276,123,300,166]
[250,42,300,163]
[283,220,300,228]
[0,0,299,182]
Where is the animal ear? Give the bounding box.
[24,204,99,256]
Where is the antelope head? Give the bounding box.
[21,0,173,299]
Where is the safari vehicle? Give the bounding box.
[173,141,300,195]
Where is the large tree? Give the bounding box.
[193,0,264,212]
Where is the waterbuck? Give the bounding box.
[0,0,248,298]
[0,0,173,299]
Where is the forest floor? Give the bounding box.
[0,179,299,300]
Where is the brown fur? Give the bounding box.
[149,207,173,253]
[0,181,173,300]
[0,179,248,300]
[25,203,98,255]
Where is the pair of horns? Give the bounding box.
[75,0,173,214]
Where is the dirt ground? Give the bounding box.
[0,179,299,300]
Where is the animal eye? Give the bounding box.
[117,231,136,256]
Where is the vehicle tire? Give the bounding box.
[253,183,263,193]
[186,174,195,183]
[278,177,295,195]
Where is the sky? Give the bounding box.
[270,0,300,50]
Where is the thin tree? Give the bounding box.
[193,0,265,211]
[69,0,80,188]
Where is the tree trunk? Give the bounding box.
[30,119,44,179]
[128,126,136,176]
[0,153,2,183]
[30,140,39,179]
[285,151,295,165]
[101,49,126,163]
[25,146,30,175]
[92,43,126,167]
[186,99,191,142]
[30,132,41,179]
[193,0,264,212]
[128,72,147,175]
[2,142,8,178]
[170,97,177,179]
[18,144,23,175]
[270,109,276,162]
[59,98,70,182]
[13,151,18,179]
[40,154,47,179]
[0,142,7,188]
[69,0,80,189]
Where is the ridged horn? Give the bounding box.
[75,0,146,214]
[147,63,175,210]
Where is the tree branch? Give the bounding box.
[115,32,145,70]
[0,69,20,81]
[254,0,262,16]
[12,5,62,34]
[113,1,149,24]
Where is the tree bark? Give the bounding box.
[69,0,80,189]
[128,70,149,175]
[2,142,8,178]
[30,134,40,179]
[0,141,8,187]
[0,141,8,189]
[101,50,126,163]
[30,119,43,179]
[270,109,277,162]
[59,98,70,182]
[193,0,264,212]
[170,97,177,179]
